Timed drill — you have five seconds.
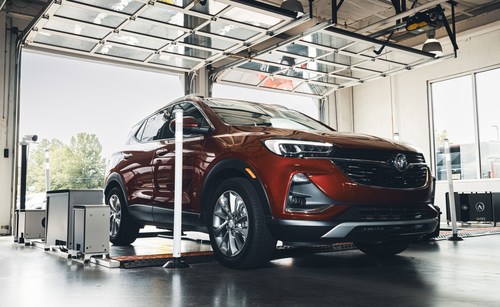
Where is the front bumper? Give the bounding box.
[267,204,440,243]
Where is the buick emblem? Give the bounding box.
[393,154,408,171]
[475,202,485,212]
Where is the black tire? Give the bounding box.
[207,178,277,269]
[106,187,140,246]
[355,240,410,257]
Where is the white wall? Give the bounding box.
[347,22,500,210]
[328,87,354,132]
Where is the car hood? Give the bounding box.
[233,126,420,153]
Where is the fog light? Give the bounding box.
[291,173,310,183]
[285,172,336,213]
[290,196,307,207]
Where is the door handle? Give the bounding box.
[156,149,169,157]
[123,153,133,160]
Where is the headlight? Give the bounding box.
[263,139,334,158]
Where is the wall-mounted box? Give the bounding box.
[45,190,103,249]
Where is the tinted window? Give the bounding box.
[205,98,332,132]
[134,122,146,142]
[140,111,168,142]
[175,102,210,129]
[156,102,210,140]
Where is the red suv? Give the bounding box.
[105,95,439,268]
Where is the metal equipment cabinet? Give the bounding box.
[45,190,103,249]
[73,205,109,259]
[14,209,45,243]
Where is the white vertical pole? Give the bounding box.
[44,149,50,192]
[173,109,183,258]
[444,139,461,241]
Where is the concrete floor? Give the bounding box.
[1,234,500,307]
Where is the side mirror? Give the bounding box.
[169,116,210,134]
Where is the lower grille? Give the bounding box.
[357,205,436,222]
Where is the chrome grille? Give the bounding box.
[332,150,428,188]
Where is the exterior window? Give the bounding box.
[157,102,210,140]
[140,112,168,142]
[176,102,210,129]
[477,69,500,179]
[431,67,500,181]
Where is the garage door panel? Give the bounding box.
[26,0,300,74]
[33,31,98,52]
[70,0,146,15]
[122,20,186,41]
[25,0,446,98]
[149,54,203,70]
[96,44,152,61]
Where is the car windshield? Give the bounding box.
[205,98,333,132]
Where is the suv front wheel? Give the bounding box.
[207,178,277,269]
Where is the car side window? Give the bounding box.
[176,102,210,130]
[156,102,210,140]
[140,111,168,142]
[134,122,146,142]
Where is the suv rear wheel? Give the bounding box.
[355,240,410,257]
[207,178,277,269]
[107,187,140,246]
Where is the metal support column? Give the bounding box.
[185,67,212,97]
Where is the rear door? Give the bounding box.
[122,110,169,222]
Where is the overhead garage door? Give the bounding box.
[23,0,450,98]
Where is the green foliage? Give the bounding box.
[27,133,106,192]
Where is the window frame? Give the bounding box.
[429,65,500,181]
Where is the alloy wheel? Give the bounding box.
[212,190,249,257]
[109,194,122,238]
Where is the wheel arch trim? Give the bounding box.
[201,159,273,218]
[105,173,128,207]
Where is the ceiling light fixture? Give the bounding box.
[422,28,443,56]
[280,0,304,14]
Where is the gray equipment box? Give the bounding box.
[45,190,103,249]
[14,209,46,243]
[73,205,109,256]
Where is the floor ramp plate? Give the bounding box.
[111,251,215,269]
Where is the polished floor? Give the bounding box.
[1,233,500,307]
